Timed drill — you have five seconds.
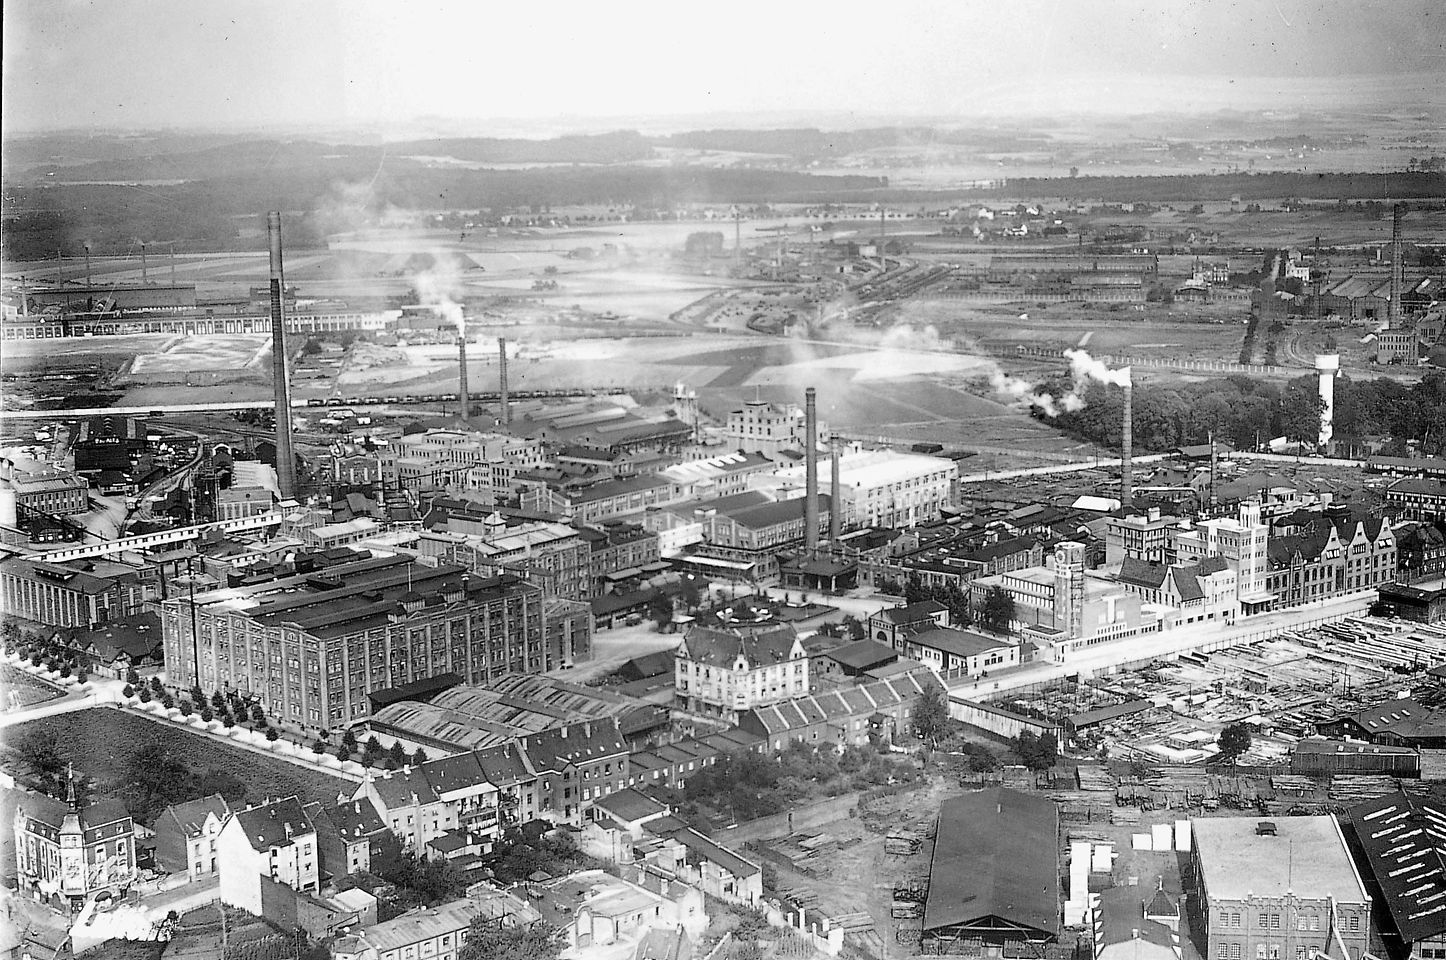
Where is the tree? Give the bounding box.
[14,731,65,795]
[160,691,175,709]
[138,685,152,703]
[412,748,429,766]
[150,676,163,692]
[179,700,193,718]
[1013,730,1058,771]
[266,727,280,743]
[222,711,236,729]
[912,684,949,746]
[200,705,214,723]
[978,586,1016,635]
[364,736,383,763]
[251,703,266,725]
[458,923,560,960]
[1218,722,1253,762]
[336,745,351,763]
[211,690,226,711]
[387,742,407,768]
[647,594,673,630]
[311,739,327,755]
[125,666,140,686]
[341,729,358,751]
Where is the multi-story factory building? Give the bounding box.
[160,555,544,731]
[1192,817,1371,960]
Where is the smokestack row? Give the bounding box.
[804,387,819,551]
[456,332,470,420]
[267,212,298,500]
[498,337,510,426]
[1121,372,1133,509]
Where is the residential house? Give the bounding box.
[674,623,808,724]
[153,795,231,881]
[302,797,389,883]
[215,797,319,916]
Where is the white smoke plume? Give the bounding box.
[987,349,1129,418]
[1064,348,1132,388]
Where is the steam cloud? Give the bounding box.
[989,348,1131,418]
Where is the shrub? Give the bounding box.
[122,684,135,699]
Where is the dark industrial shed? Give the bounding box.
[922,787,1061,947]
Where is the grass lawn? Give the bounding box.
[6,706,351,816]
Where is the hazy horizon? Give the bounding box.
[4,0,1443,137]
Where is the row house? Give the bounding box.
[1264,511,1396,608]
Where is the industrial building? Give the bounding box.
[159,554,547,733]
[1191,817,1370,960]
[0,554,148,627]
[921,788,1061,946]
[725,398,827,460]
[757,448,956,529]
[1346,792,1446,960]
[359,673,648,753]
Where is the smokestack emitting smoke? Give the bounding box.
[829,435,841,542]
[805,388,819,551]
[267,212,298,500]
[989,348,1127,418]
[1121,370,1133,508]
[457,329,470,420]
[498,337,510,426]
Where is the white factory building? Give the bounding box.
[750,448,957,529]
[725,399,827,461]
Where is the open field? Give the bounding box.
[5,707,352,816]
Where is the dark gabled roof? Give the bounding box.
[1348,791,1446,943]
[1067,700,1154,729]
[368,672,465,710]
[923,788,1061,938]
[1118,557,1168,589]
[229,797,312,852]
[473,742,534,787]
[617,649,676,681]
[1342,698,1446,740]
[421,752,488,796]
[1169,567,1205,603]
[306,797,386,842]
[592,788,667,824]
[825,639,898,671]
[908,627,1013,659]
[368,766,439,808]
[680,623,800,668]
[520,717,627,773]
[162,795,231,837]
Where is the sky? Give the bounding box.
[3,0,1443,134]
